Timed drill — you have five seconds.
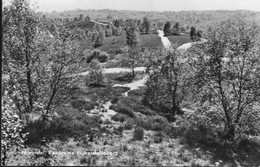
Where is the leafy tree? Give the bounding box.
[172,22,180,35]
[145,47,190,118]
[190,26,196,40]
[125,20,141,78]
[105,25,112,37]
[3,0,82,122]
[188,20,260,144]
[85,59,104,86]
[85,16,90,21]
[142,17,150,34]
[78,14,84,21]
[163,21,171,36]
[94,30,105,47]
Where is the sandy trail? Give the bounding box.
[113,75,149,97]
[86,31,204,121]
[158,30,172,49]
[70,67,146,77]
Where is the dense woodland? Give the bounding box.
[2,0,260,166]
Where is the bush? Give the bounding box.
[46,108,101,141]
[86,49,109,63]
[153,131,163,143]
[112,105,135,118]
[124,118,134,130]
[133,126,144,140]
[147,115,169,131]
[71,99,88,111]
[111,113,127,122]
[111,97,119,104]
[114,73,133,82]
[134,117,149,130]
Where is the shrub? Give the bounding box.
[114,73,133,82]
[124,118,134,130]
[98,51,109,62]
[86,50,109,63]
[147,115,169,131]
[46,108,101,141]
[111,97,119,104]
[113,105,135,118]
[133,126,144,140]
[115,126,124,135]
[71,99,88,111]
[111,113,127,122]
[134,117,149,130]
[153,131,163,143]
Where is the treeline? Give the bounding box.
[46,9,260,30]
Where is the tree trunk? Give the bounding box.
[26,47,33,113]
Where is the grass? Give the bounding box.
[81,32,164,55]
[167,34,191,46]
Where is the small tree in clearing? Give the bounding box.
[125,20,141,78]
[188,19,260,144]
[163,21,171,36]
[85,59,103,86]
[94,30,104,47]
[190,26,196,40]
[142,17,151,34]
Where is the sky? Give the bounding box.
[33,0,260,12]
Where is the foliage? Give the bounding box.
[172,22,180,35]
[144,48,190,117]
[110,105,135,118]
[86,49,109,63]
[133,126,145,140]
[125,19,141,77]
[94,30,105,47]
[188,19,260,144]
[85,59,104,86]
[190,26,196,40]
[3,0,82,121]
[124,118,135,130]
[147,115,170,131]
[1,93,27,166]
[142,17,151,34]
[111,113,127,122]
[163,21,171,36]
[153,131,163,143]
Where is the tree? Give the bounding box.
[172,22,180,35]
[125,20,141,78]
[3,0,82,122]
[188,20,260,144]
[142,17,150,34]
[163,21,171,36]
[94,30,104,47]
[85,16,90,21]
[78,14,84,21]
[144,47,190,118]
[85,59,104,86]
[190,26,196,40]
[105,25,112,37]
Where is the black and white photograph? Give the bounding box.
[2,0,260,166]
